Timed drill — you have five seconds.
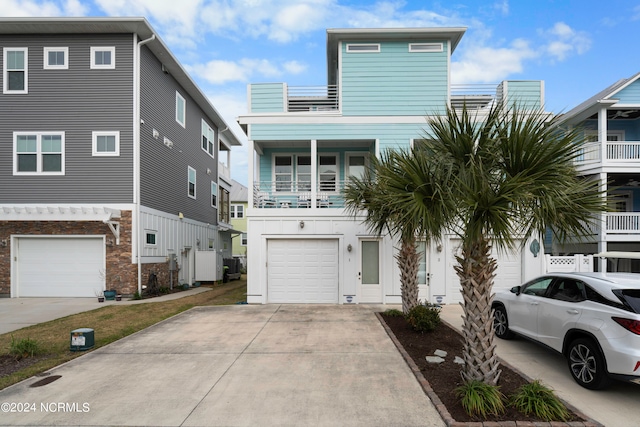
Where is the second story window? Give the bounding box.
[274,156,292,191]
[211,181,218,207]
[176,92,186,127]
[188,166,196,199]
[319,155,338,192]
[90,46,115,69]
[202,120,215,157]
[14,132,64,175]
[231,204,244,219]
[3,48,28,94]
[44,47,68,69]
[92,131,120,156]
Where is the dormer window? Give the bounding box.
[346,44,380,53]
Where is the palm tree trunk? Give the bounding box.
[455,237,502,385]
[397,237,420,314]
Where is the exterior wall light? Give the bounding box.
[299,220,305,229]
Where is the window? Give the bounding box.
[522,277,554,297]
[92,131,120,156]
[274,156,292,191]
[44,47,68,69]
[90,46,115,69]
[145,231,157,246]
[297,156,311,191]
[176,92,186,127]
[219,186,230,223]
[241,233,248,246]
[3,48,28,93]
[211,181,218,207]
[409,43,443,52]
[231,204,244,219]
[14,132,64,175]
[417,241,428,285]
[202,120,215,157]
[346,44,380,52]
[188,166,196,198]
[319,155,337,191]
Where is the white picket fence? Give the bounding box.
[545,254,594,273]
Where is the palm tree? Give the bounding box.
[343,149,452,314]
[411,102,607,385]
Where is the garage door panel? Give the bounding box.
[268,239,339,303]
[17,238,104,297]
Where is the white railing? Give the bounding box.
[287,85,339,112]
[545,254,594,273]
[575,141,640,166]
[607,213,640,234]
[253,181,346,209]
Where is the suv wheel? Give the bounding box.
[567,338,611,390]
[493,305,514,339]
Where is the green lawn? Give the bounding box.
[0,277,247,390]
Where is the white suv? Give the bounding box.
[492,272,640,389]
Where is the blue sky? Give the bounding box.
[3,0,640,186]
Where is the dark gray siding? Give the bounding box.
[139,46,218,224]
[0,34,134,203]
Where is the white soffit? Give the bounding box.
[0,206,121,221]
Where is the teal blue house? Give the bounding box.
[554,72,640,273]
[238,28,545,304]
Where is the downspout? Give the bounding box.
[134,34,156,295]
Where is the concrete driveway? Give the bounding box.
[440,304,640,427]
[0,304,444,427]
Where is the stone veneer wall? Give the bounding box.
[0,211,141,297]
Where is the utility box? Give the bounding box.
[70,328,94,351]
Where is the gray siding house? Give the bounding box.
[0,17,242,297]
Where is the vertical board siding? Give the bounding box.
[615,80,640,104]
[139,46,218,225]
[341,40,449,116]
[250,83,285,113]
[0,34,134,203]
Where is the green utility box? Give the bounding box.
[70,328,94,351]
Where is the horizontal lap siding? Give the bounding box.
[341,41,448,116]
[139,46,219,224]
[0,34,134,203]
[503,81,542,109]
[250,83,285,113]
[616,80,640,104]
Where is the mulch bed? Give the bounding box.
[0,354,50,378]
[379,313,598,426]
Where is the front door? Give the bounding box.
[359,239,382,303]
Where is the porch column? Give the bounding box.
[598,108,608,164]
[311,139,317,208]
[248,139,255,208]
[598,172,608,272]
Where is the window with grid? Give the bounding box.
[176,92,186,127]
[4,48,27,93]
[92,131,120,156]
[188,166,196,198]
[275,156,292,191]
[202,120,215,157]
[90,46,115,69]
[44,47,68,69]
[14,132,64,175]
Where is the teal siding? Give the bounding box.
[341,40,449,116]
[501,81,542,110]
[250,83,285,113]
[615,80,640,104]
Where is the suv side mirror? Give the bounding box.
[510,286,521,295]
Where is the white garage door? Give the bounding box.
[268,239,339,303]
[446,238,522,304]
[17,237,104,297]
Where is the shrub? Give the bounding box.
[455,380,506,419]
[405,303,441,332]
[132,290,142,300]
[9,336,45,360]
[383,308,404,317]
[510,380,569,421]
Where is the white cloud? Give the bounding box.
[283,60,307,74]
[451,39,538,84]
[540,22,591,61]
[0,0,88,16]
[188,58,289,84]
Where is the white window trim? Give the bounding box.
[13,131,65,175]
[43,47,68,69]
[145,230,158,247]
[188,166,197,199]
[90,46,115,69]
[409,43,443,52]
[346,43,380,53]
[92,131,120,156]
[273,155,294,192]
[241,232,248,246]
[318,152,340,194]
[231,204,244,219]
[3,47,28,94]
[211,181,218,208]
[201,119,215,158]
[176,92,186,128]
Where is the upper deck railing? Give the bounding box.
[576,141,640,166]
[287,85,339,112]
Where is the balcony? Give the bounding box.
[575,141,640,168]
[607,213,640,234]
[253,181,347,209]
[287,85,339,112]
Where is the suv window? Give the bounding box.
[612,289,640,314]
[549,279,585,302]
[522,277,553,296]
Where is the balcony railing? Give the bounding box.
[287,85,339,112]
[576,141,640,166]
[607,213,640,234]
[253,181,347,209]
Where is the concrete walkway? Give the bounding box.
[0,304,445,427]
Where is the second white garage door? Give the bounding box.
[267,239,339,303]
[16,237,104,297]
